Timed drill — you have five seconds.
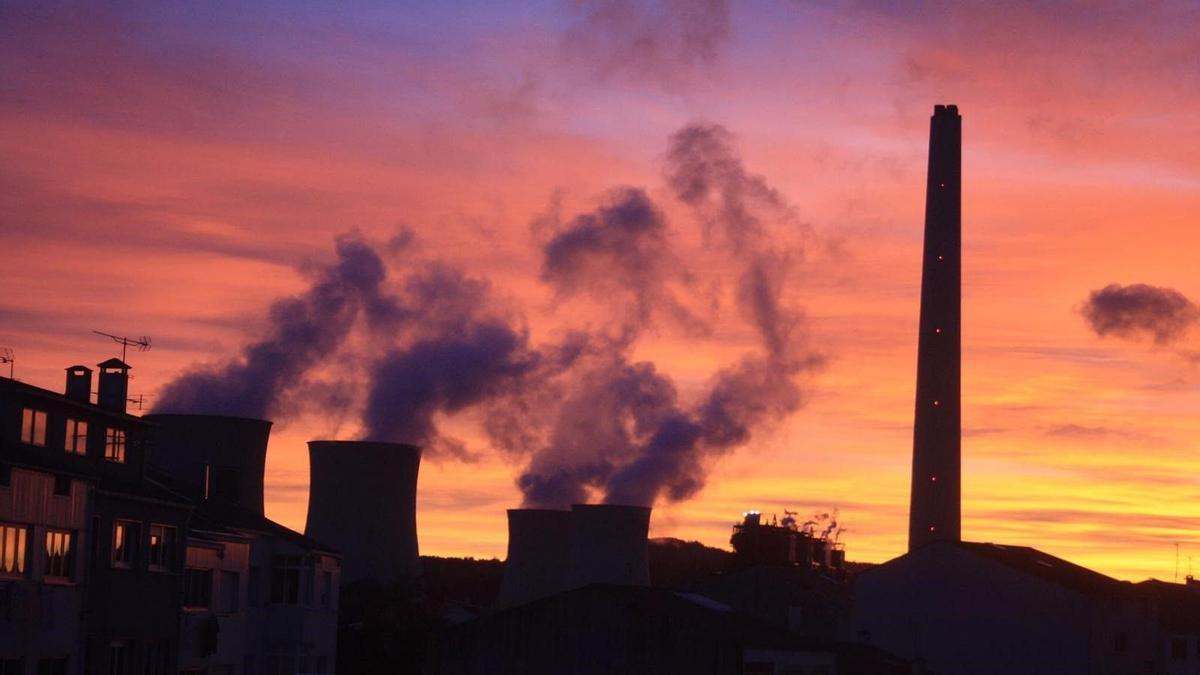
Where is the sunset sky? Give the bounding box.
[4,1,1200,581]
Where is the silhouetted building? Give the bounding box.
[566,504,650,589]
[909,103,962,551]
[495,509,572,609]
[852,540,1157,675]
[304,440,421,586]
[1,362,192,675]
[730,510,846,570]
[430,584,911,675]
[147,414,341,675]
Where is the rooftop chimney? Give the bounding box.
[567,504,651,588]
[96,358,130,413]
[305,440,422,585]
[496,509,573,608]
[64,365,92,404]
[908,104,962,551]
[144,414,272,513]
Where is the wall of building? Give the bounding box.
[850,542,1149,675]
[242,535,339,675]
[85,490,191,675]
[180,536,251,674]
[0,467,89,674]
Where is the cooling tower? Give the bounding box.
[305,440,422,584]
[567,504,651,588]
[495,509,573,608]
[144,414,272,515]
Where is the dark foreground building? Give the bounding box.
[430,584,910,675]
[0,362,192,675]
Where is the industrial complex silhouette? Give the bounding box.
[5,105,1200,674]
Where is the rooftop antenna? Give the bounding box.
[127,393,148,411]
[92,331,151,363]
[0,348,12,379]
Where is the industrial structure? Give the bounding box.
[304,440,422,585]
[567,504,651,589]
[908,103,963,552]
[494,508,573,609]
[729,510,846,570]
[143,413,272,515]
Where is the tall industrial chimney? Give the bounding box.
[495,509,573,608]
[145,414,272,514]
[567,504,651,588]
[908,104,962,551]
[305,440,422,585]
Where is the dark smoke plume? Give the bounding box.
[1082,283,1199,345]
[154,234,387,418]
[506,123,819,508]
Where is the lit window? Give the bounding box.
[0,523,28,576]
[104,428,126,463]
[65,418,87,455]
[20,408,47,447]
[44,530,73,580]
[112,520,140,569]
[148,524,176,572]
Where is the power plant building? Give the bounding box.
[304,440,422,586]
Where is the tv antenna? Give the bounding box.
[127,393,148,411]
[92,331,152,362]
[0,348,13,379]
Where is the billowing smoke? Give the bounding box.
[1081,283,1199,345]
[157,123,820,507]
[505,123,819,507]
[154,234,387,418]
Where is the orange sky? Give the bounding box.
[3,2,1200,581]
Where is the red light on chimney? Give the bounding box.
[937,255,944,261]
[931,476,937,482]
[934,328,942,334]
[932,400,940,407]
[929,526,935,532]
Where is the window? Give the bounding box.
[320,570,333,607]
[148,525,176,572]
[21,408,48,446]
[104,428,126,463]
[220,570,240,613]
[44,530,73,580]
[36,659,67,675]
[53,475,71,497]
[248,565,261,607]
[112,521,139,569]
[0,659,21,675]
[0,523,28,576]
[65,418,87,455]
[270,555,310,605]
[108,641,130,675]
[183,568,213,609]
[1172,637,1188,660]
[0,464,9,487]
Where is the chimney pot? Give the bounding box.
[64,365,93,404]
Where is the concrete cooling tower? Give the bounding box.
[495,509,573,608]
[144,414,273,515]
[567,504,651,588]
[305,440,422,584]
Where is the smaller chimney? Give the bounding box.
[65,365,92,404]
[567,504,651,589]
[96,358,130,413]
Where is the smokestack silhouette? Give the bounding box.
[495,509,573,608]
[305,440,422,584]
[145,414,272,515]
[567,503,651,588]
[908,104,962,551]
